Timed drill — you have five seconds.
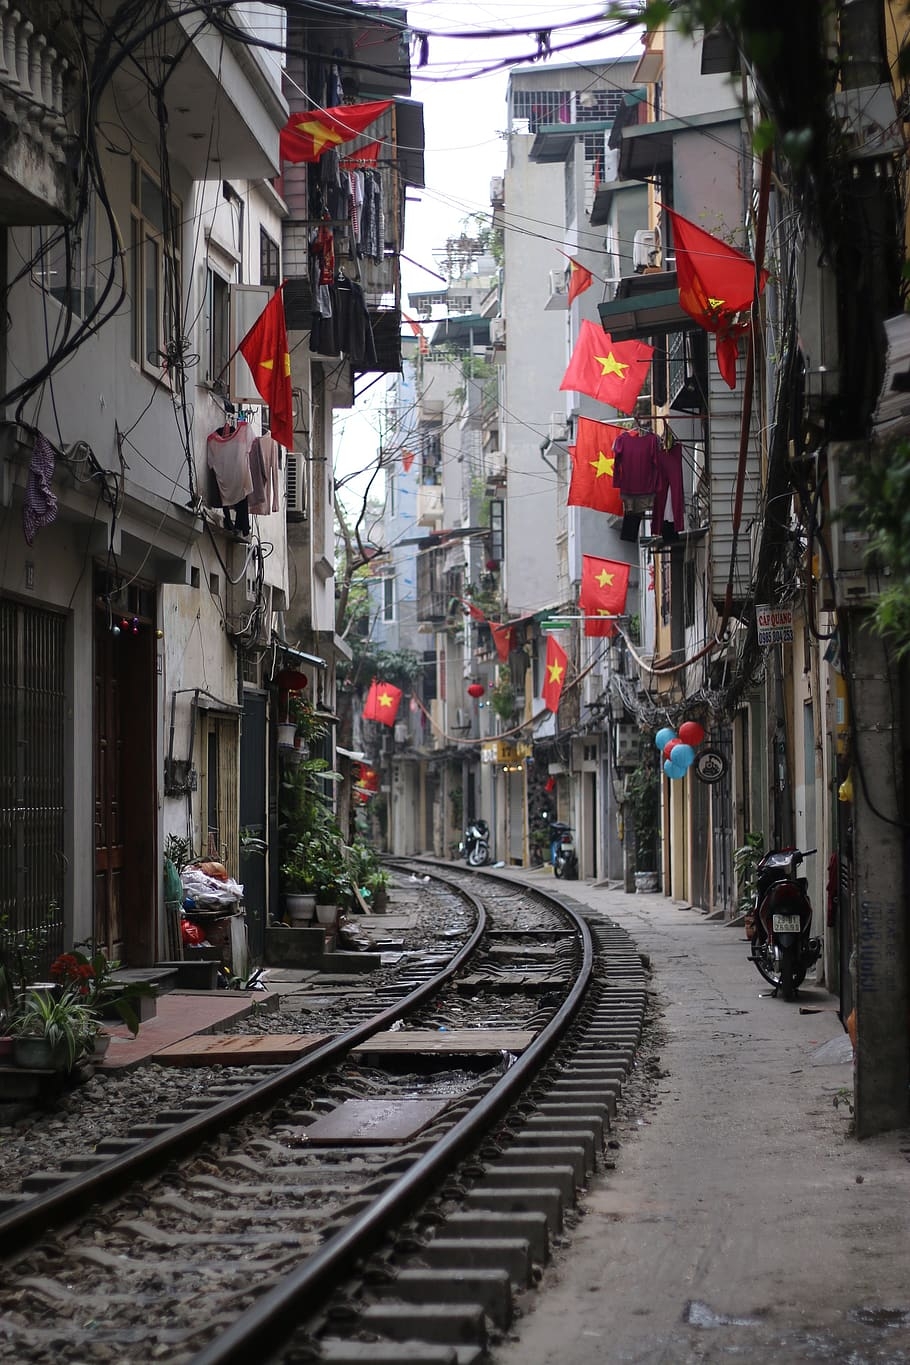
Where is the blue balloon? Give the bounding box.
[672,743,695,768]
[655,727,677,751]
[663,758,685,779]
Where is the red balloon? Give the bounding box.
[663,739,681,760]
[678,721,705,746]
[467,682,485,698]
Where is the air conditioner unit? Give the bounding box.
[548,411,569,443]
[285,452,306,520]
[393,722,409,744]
[453,707,471,730]
[633,228,660,272]
[490,175,504,206]
[489,317,506,346]
[548,270,567,297]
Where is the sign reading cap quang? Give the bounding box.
[756,604,793,647]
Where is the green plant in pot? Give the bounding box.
[50,949,155,1036]
[10,988,95,1071]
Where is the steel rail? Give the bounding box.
[0,872,488,1252]
[191,884,594,1365]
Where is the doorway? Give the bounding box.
[94,583,157,963]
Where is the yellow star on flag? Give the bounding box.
[378,691,395,708]
[547,660,565,684]
[295,117,346,156]
[595,351,628,378]
[589,451,614,479]
[595,569,615,588]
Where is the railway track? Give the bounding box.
[0,866,648,1365]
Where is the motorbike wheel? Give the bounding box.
[780,943,799,1001]
[564,853,578,880]
[467,844,488,868]
[750,936,783,990]
[554,857,564,879]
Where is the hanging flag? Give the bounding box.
[362,679,402,727]
[566,256,593,306]
[238,285,294,450]
[584,611,618,638]
[567,417,624,515]
[461,599,486,623]
[542,636,568,713]
[280,100,392,164]
[578,554,631,616]
[559,321,654,414]
[401,448,415,473]
[662,205,768,389]
[490,621,516,663]
[340,139,382,168]
[402,312,429,356]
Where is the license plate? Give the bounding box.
[772,914,801,934]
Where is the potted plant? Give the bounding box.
[280,837,319,923]
[50,948,156,1036]
[365,868,391,913]
[10,987,95,1071]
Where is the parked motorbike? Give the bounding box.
[550,821,578,880]
[461,818,491,867]
[747,846,821,1000]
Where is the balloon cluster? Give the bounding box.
[655,720,706,780]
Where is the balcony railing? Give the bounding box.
[0,3,77,224]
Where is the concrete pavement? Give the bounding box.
[491,872,910,1365]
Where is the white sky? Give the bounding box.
[334,3,644,510]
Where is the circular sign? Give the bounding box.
[694,748,728,784]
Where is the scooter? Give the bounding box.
[550,821,578,880]
[461,818,491,867]
[747,846,821,1001]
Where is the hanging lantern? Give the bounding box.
[678,720,705,747]
[467,682,485,699]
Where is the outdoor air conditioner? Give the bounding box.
[490,317,506,346]
[393,722,409,744]
[548,411,569,443]
[285,452,306,520]
[453,707,471,730]
[548,270,567,297]
[633,228,660,272]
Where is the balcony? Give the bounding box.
[0,5,78,225]
[416,483,443,527]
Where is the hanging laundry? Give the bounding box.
[206,421,254,534]
[22,431,58,545]
[613,424,661,542]
[652,433,685,541]
[249,432,281,514]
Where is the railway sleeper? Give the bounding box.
[326,1300,488,1347]
[316,1340,483,1364]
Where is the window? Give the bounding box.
[260,228,280,287]
[32,207,98,317]
[489,499,504,563]
[382,576,396,622]
[204,267,230,391]
[130,158,181,374]
[421,426,442,485]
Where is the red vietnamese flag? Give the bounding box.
[238,286,294,450]
[578,554,631,615]
[340,139,382,168]
[280,100,392,164]
[567,417,624,515]
[401,448,415,473]
[362,679,402,727]
[567,256,593,305]
[560,321,654,414]
[662,205,768,389]
[542,636,569,713]
[490,621,516,663]
[584,611,618,638]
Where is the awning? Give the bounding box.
[597,271,695,342]
[529,120,613,164]
[617,107,741,181]
[275,641,327,669]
